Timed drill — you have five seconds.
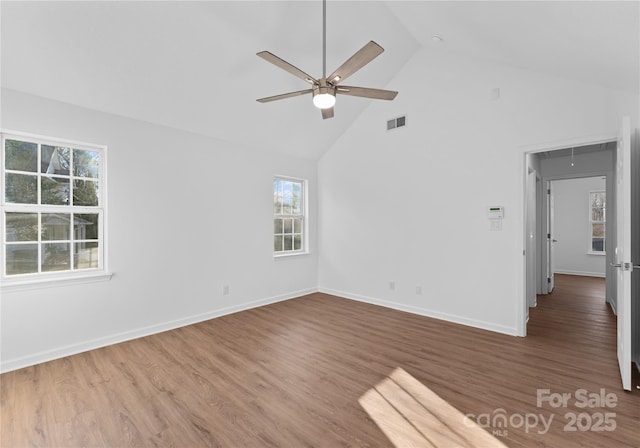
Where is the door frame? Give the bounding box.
[542,174,612,294]
[520,134,616,337]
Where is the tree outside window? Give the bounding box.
[589,191,605,253]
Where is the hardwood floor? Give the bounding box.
[1,274,638,447]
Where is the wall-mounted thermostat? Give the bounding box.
[488,206,504,231]
[487,206,505,219]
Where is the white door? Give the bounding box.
[547,181,556,293]
[526,169,537,314]
[614,116,632,391]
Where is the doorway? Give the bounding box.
[523,139,617,333]
[547,176,607,288]
[523,122,639,391]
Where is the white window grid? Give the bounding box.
[274,176,306,254]
[1,131,107,280]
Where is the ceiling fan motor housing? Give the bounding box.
[313,79,335,96]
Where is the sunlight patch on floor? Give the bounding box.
[359,368,507,448]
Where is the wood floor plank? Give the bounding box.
[1,274,639,447]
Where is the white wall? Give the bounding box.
[551,177,606,277]
[317,48,639,336]
[1,89,318,372]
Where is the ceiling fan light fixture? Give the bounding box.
[312,88,336,109]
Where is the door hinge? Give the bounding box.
[547,233,551,239]
[547,277,551,283]
[547,189,551,194]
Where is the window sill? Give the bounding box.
[587,251,606,256]
[1,271,113,293]
[274,251,310,259]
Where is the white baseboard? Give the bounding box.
[0,287,317,373]
[554,270,606,278]
[318,287,519,337]
[607,297,617,315]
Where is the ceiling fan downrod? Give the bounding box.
[322,0,326,78]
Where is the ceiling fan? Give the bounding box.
[256,0,398,120]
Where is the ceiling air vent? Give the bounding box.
[387,115,406,131]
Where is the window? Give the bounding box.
[273,177,306,254]
[1,133,108,286]
[589,191,605,253]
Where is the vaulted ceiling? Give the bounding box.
[2,1,638,159]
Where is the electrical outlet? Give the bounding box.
[223,285,229,296]
[416,286,423,295]
[389,281,395,291]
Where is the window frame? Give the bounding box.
[1,130,111,291]
[588,190,606,255]
[273,176,308,258]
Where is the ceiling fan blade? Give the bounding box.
[257,51,318,85]
[321,107,334,120]
[257,89,313,103]
[327,41,384,85]
[337,86,398,101]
